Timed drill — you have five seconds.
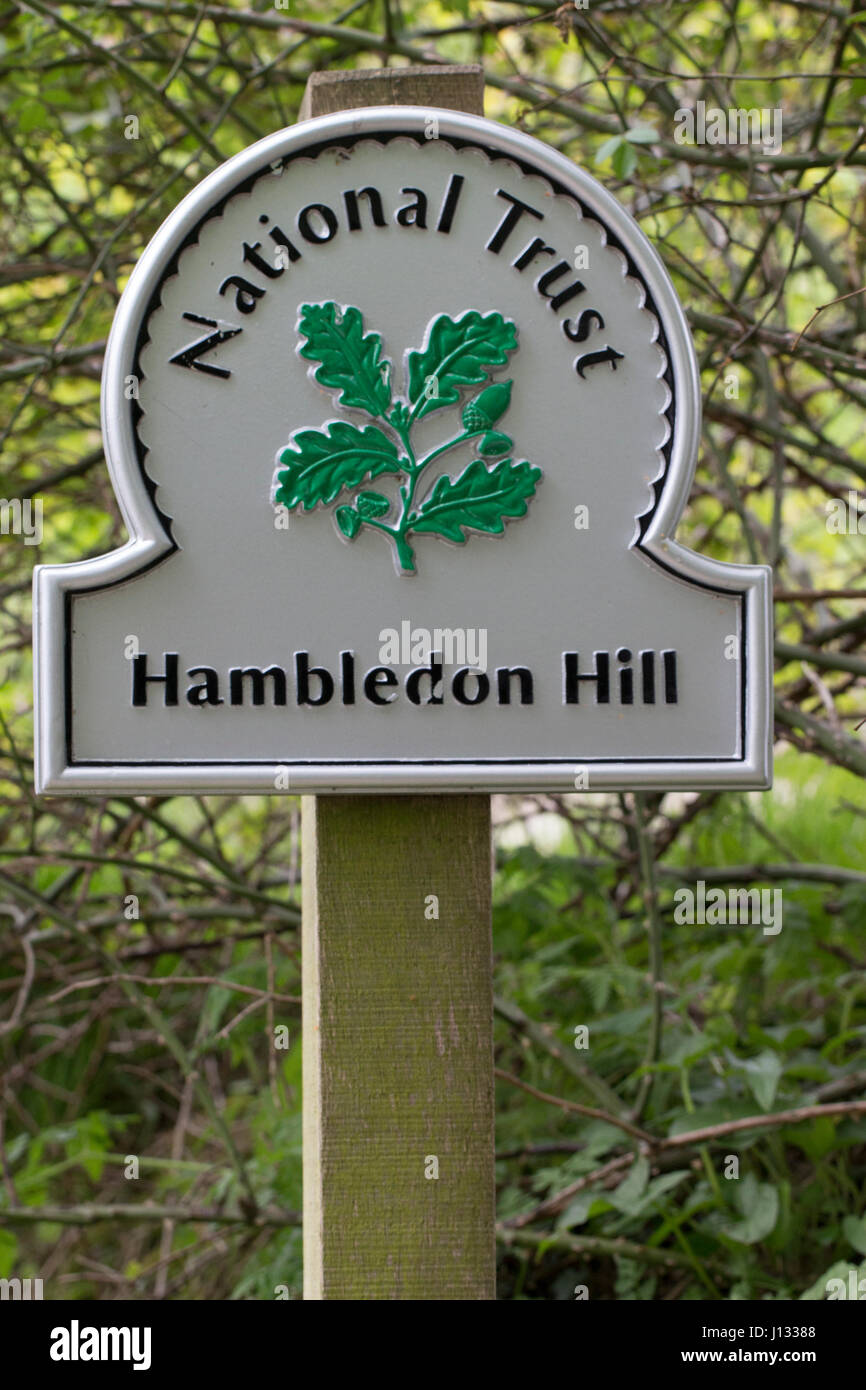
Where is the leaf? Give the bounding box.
[625,124,659,144]
[739,1050,783,1112]
[336,506,361,539]
[0,1229,18,1279]
[275,423,401,510]
[784,1115,837,1161]
[610,1164,690,1217]
[667,1098,755,1137]
[298,302,392,419]
[411,458,541,544]
[407,311,518,420]
[642,1169,692,1205]
[843,1214,866,1257]
[18,100,49,132]
[557,1194,614,1230]
[666,1030,715,1067]
[594,134,624,166]
[609,1156,650,1214]
[356,491,390,519]
[723,1173,779,1245]
[612,141,638,179]
[478,431,513,457]
[67,1111,110,1182]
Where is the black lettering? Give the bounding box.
[496,666,534,704]
[343,187,386,231]
[616,648,633,705]
[132,653,178,707]
[406,654,444,706]
[513,237,556,272]
[364,666,399,704]
[229,666,287,706]
[640,650,656,704]
[486,189,543,253]
[563,651,610,704]
[186,667,222,706]
[169,313,242,380]
[452,667,490,705]
[266,223,302,264]
[575,346,625,378]
[536,262,586,313]
[218,274,266,315]
[295,651,334,706]
[396,187,428,228]
[341,650,356,705]
[242,241,285,280]
[436,173,465,233]
[663,650,678,704]
[297,203,338,244]
[563,309,604,343]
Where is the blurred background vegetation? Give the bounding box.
[0,0,864,1300]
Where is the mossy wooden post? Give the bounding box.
[299,67,495,1301]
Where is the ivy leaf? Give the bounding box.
[411,458,541,544]
[275,423,401,510]
[298,302,392,419]
[356,491,390,519]
[407,311,518,421]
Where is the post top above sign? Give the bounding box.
[33,104,772,795]
[298,65,485,120]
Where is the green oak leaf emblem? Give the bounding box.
[273,303,542,575]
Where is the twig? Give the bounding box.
[0,1203,300,1227]
[494,1068,653,1143]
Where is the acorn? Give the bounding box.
[336,506,361,539]
[356,491,390,519]
[478,431,513,457]
[462,380,512,432]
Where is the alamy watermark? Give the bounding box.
[673,880,783,936]
[49,1321,151,1370]
[378,620,487,670]
[674,101,783,156]
[826,490,865,535]
[0,497,42,545]
[1,1276,43,1300]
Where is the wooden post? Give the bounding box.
[300,66,495,1301]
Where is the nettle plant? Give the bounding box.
[274,301,542,574]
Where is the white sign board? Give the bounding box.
[34,108,772,794]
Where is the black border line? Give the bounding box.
[75,756,740,766]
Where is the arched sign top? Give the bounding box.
[34,107,772,794]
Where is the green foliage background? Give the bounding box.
[0,0,864,1300]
